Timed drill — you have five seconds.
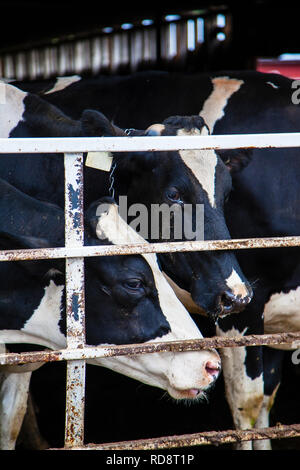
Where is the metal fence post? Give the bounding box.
[64,152,86,448]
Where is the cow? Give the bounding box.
[0,81,251,449]
[0,177,221,449]
[15,70,300,449]
[0,82,252,320]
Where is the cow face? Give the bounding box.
[82,111,253,320]
[85,201,221,397]
[0,183,220,400]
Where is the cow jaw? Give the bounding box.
[90,345,221,402]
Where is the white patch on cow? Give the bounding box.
[22,281,66,348]
[264,287,300,350]
[199,77,244,133]
[44,75,81,95]
[253,387,279,450]
[146,123,165,134]
[0,282,66,350]
[0,78,16,83]
[0,83,26,137]
[216,325,264,433]
[178,127,218,208]
[226,268,249,298]
[266,81,279,89]
[94,202,221,395]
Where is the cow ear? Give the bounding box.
[0,232,52,250]
[84,197,115,241]
[217,148,252,173]
[80,110,126,137]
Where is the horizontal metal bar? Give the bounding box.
[0,235,300,262]
[1,331,300,366]
[0,132,300,153]
[51,423,300,450]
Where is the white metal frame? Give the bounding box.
[0,133,300,450]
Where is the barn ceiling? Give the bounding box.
[0,0,273,51]
[0,0,299,59]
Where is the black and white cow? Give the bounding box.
[0,82,252,320]
[16,70,300,449]
[0,177,221,449]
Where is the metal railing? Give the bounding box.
[1,133,300,450]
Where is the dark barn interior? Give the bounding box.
[0,0,299,452]
[2,0,300,79]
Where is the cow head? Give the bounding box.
[81,111,253,321]
[0,180,220,400]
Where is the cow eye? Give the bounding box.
[123,279,144,291]
[165,187,182,203]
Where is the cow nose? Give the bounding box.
[218,288,252,316]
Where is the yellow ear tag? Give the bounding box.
[85,151,113,172]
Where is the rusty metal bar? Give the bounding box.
[64,152,86,448]
[0,234,300,263]
[52,423,300,450]
[1,332,300,366]
[1,132,300,154]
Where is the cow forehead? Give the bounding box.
[177,127,218,208]
[95,203,202,338]
[96,203,168,275]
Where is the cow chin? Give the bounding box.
[89,348,221,401]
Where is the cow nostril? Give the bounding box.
[218,289,250,315]
[205,361,220,379]
[220,290,234,309]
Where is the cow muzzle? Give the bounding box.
[166,349,221,401]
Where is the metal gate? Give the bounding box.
[0,132,300,450]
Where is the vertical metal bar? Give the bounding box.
[64,152,86,448]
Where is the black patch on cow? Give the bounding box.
[262,347,284,396]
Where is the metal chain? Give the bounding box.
[109,162,117,199]
[108,129,134,199]
[124,128,135,135]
